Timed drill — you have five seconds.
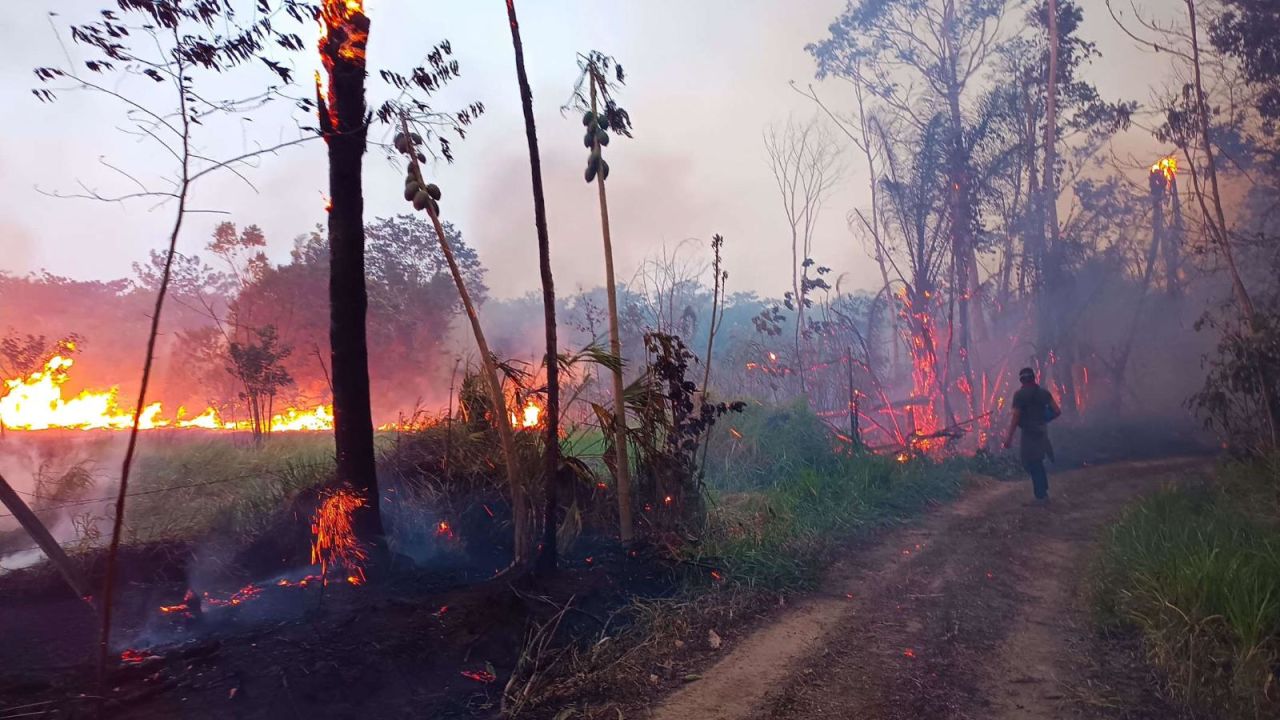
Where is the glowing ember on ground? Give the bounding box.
[461,670,497,684]
[311,487,369,586]
[202,584,263,608]
[159,589,199,617]
[903,648,916,659]
[435,520,456,540]
[119,649,154,664]
[710,570,724,582]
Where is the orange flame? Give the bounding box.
[1,354,334,433]
[310,487,368,586]
[510,400,541,428]
[1150,156,1177,190]
[897,287,941,450]
[318,0,368,132]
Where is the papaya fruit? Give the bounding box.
[600,159,610,181]
[427,198,440,216]
[582,111,595,127]
[596,129,610,147]
[425,183,442,201]
[584,130,595,148]
[585,164,597,183]
[412,189,431,211]
[404,182,419,202]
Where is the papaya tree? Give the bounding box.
[393,122,532,567]
[565,51,637,545]
[504,0,564,574]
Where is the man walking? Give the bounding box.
[1002,367,1061,504]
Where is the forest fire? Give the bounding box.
[898,288,942,450]
[0,354,334,432]
[310,487,368,586]
[511,400,542,428]
[1150,155,1178,187]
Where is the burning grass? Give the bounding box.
[1091,455,1280,719]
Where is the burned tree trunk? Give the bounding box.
[505,0,562,574]
[1041,0,1079,414]
[318,3,383,546]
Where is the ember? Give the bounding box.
[460,669,497,684]
[158,589,200,617]
[310,487,369,586]
[120,649,155,664]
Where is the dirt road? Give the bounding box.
[652,458,1207,720]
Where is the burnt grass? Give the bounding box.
[0,496,678,719]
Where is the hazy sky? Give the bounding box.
[0,0,1173,300]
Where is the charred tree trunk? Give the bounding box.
[319,5,383,546]
[940,2,980,421]
[1164,177,1183,296]
[1041,0,1078,414]
[505,0,562,574]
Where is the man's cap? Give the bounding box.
[1018,367,1036,382]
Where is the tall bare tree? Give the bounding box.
[504,0,563,574]
[33,0,324,701]
[764,118,843,393]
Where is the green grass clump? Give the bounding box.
[1092,457,1280,719]
[125,434,335,542]
[701,398,845,492]
[691,452,967,590]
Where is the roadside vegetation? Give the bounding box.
[1092,456,1280,720]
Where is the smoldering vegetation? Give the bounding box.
[1,0,1279,718]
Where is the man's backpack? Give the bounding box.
[1042,388,1061,423]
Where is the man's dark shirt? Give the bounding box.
[1012,383,1054,439]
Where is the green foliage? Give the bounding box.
[1190,307,1280,450]
[690,452,964,590]
[701,398,842,492]
[125,436,335,542]
[1092,458,1280,718]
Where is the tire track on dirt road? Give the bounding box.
[651,457,1208,720]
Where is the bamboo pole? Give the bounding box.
[0,472,89,598]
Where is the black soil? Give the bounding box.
[0,534,675,719]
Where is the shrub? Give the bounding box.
[1093,457,1280,719]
